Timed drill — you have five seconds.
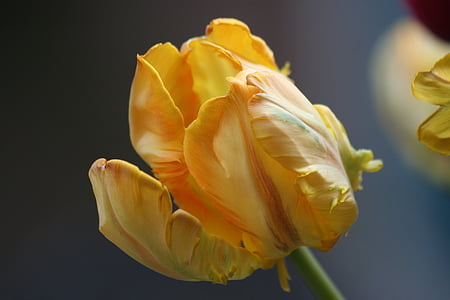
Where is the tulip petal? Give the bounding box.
[169,176,245,248]
[205,18,278,71]
[249,95,331,172]
[314,104,383,190]
[184,87,298,259]
[413,53,450,106]
[129,54,243,246]
[142,43,200,125]
[129,54,186,186]
[247,73,358,251]
[182,39,242,103]
[89,158,260,283]
[247,71,340,173]
[418,106,450,155]
[246,71,331,140]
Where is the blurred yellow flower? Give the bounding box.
[89,18,382,291]
[413,53,450,155]
[371,18,450,187]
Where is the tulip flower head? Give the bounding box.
[412,53,450,155]
[89,18,382,291]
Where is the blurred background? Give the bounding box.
[3,0,450,299]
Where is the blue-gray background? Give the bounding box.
[3,0,449,299]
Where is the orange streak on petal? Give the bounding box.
[89,158,189,280]
[129,55,186,187]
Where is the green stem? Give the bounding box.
[289,247,346,300]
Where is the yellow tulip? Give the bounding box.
[413,53,450,155]
[89,18,382,291]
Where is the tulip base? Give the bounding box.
[289,247,345,300]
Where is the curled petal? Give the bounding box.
[294,168,357,251]
[314,104,383,190]
[182,39,242,103]
[412,53,450,106]
[129,55,186,186]
[89,159,260,283]
[418,106,450,155]
[205,18,278,71]
[142,43,200,125]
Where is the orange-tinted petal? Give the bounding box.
[205,18,278,71]
[142,43,200,126]
[169,176,245,248]
[413,53,450,106]
[418,106,450,155]
[129,55,186,187]
[184,80,298,260]
[181,39,242,103]
[89,158,260,283]
[129,54,243,246]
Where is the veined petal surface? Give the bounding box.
[247,71,331,141]
[89,159,260,283]
[247,71,358,251]
[184,79,299,259]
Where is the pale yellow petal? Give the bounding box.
[142,43,200,125]
[89,158,260,282]
[314,104,383,190]
[182,39,242,103]
[276,259,291,292]
[248,94,333,173]
[412,53,450,106]
[294,170,357,251]
[418,106,450,155]
[129,55,186,187]
[246,71,331,140]
[184,85,298,259]
[205,18,278,71]
[246,72,359,251]
[247,71,341,173]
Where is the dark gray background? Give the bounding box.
[3,0,450,299]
